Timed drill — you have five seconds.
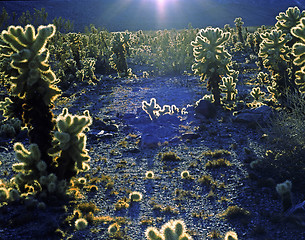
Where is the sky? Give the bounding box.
[1,0,304,31]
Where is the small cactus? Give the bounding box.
[108,223,120,235]
[276,180,293,212]
[129,191,143,202]
[142,98,161,121]
[180,170,190,179]
[145,171,155,179]
[75,218,88,230]
[220,76,238,102]
[250,87,265,101]
[145,219,192,240]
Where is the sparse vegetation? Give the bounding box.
[0,4,304,240]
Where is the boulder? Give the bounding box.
[194,99,217,118]
[233,105,273,127]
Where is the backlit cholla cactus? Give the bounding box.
[250,87,265,101]
[257,71,269,84]
[291,17,305,92]
[49,108,92,179]
[276,6,305,45]
[142,98,161,121]
[259,29,291,72]
[145,219,193,240]
[142,98,179,121]
[192,27,232,105]
[220,76,237,102]
[234,17,244,43]
[0,24,60,105]
[0,24,60,170]
[259,29,297,102]
[109,31,131,77]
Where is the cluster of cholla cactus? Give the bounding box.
[47,27,109,88]
[0,24,92,203]
[258,29,296,104]
[255,6,305,106]
[109,31,131,77]
[131,26,197,75]
[192,27,232,105]
[142,98,180,121]
[145,219,193,240]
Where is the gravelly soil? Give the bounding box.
[0,62,305,239]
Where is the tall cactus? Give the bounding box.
[0,24,60,169]
[259,29,298,103]
[0,25,92,199]
[234,17,244,43]
[192,27,232,105]
[291,17,305,92]
[276,6,305,46]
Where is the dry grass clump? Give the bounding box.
[160,151,181,161]
[202,149,231,158]
[205,158,232,168]
[220,205,250,219]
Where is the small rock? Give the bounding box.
[181,132,200,140]
[104,124,119,132]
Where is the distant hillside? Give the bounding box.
[1,0,304,31]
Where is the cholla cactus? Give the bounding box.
[259,29,298,103]
[142,98,161,121]
[276,7,305,38]
[224,231,238,240]
[109,31,130,77]
[0,24,61,170]
[276,180,293,212]
[246,33,255,52]
[291,17,305,92]
[142,98,179,121]
[0,24,60,105]
[257,71,269,84]
[145,219,193,240]
[250,87,265,101]
[220,76,238,102]
[192,27,232,105]
[234,17,244,43]
[259,29,291,72]
[49,108,92,179]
